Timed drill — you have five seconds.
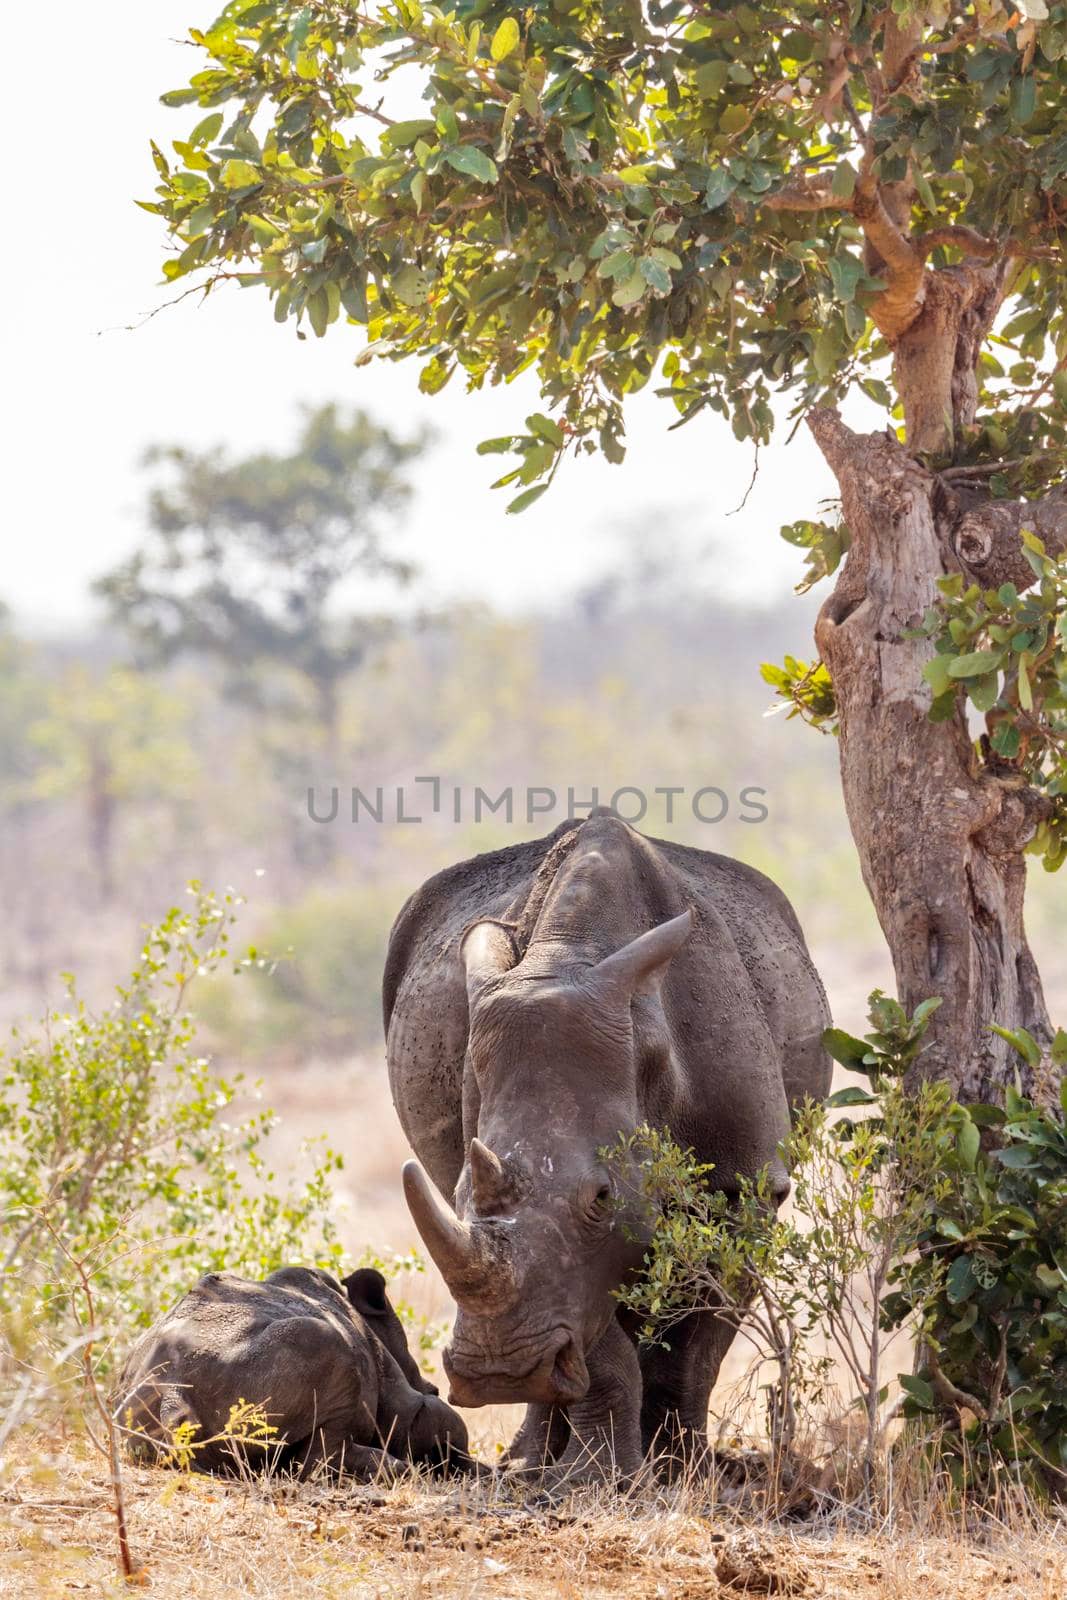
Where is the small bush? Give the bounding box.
[610,992,1067,1505]
[0,884,345,1357]
[197,883,399,1058]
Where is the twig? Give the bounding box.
[940,460,1025,481]
[34,1213,137,1584]
[727,439,761,516]
[924,1345,989,1424]
[841,83,866,142]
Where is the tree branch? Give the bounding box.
[924,1347,989,1424]
[941,481,1067,590]
[806,407,864,478]
[917,225,998,262]
[762,178,847,214]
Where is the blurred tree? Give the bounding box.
[0,606,46,810]
[147,3,1067,1100]
[30,666,199,902]
[95,406,428,756]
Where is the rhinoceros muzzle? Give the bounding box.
[443,1326,589,1408]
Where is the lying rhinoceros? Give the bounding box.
[384,809,831,1481]
[113,1265,471,1478]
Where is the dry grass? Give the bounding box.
[1,1440,1064,1599]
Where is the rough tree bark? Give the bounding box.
[762,14,1067,1099]
[809,409,1062,1103]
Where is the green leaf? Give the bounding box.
[704,168,737,209]
[899,1373,936,1411]
[639,256,673,294]
[967,671,1000,713]
[967,1102,1006,1127]
[340,275,368,322]
[946,1256,978,1304]
[444,145,498,184]
[996,1145,1038,1169]
[827,253,865,305]
[1017,653,1033,711]
[947,649,1001,679]
[189,111,224,147]
[990,722,1020,759]
[826,1086,877,1108]
[219,159,262,189]
[246,214,282,245]
[719,104,750,135]
[392,264,436,306]
[381,119,436,152]
[923,655,956,698]
[830,162,856,200]
[612,269,647,307]
[822,1028,870,1070]
[527,413,564,448]
[307,288,329,338]
[956,1117,980,1171]
[914,168,937,213]
[1011,74,1036,125]
[694,60,729,97]
[616,164,657,185]
[597,249,634,280]
[506,483,548,514]
[812,327,841,382]
[990,1023,1042,1066]
[490,17,521,62]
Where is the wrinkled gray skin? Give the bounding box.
[113,1266,472,1478]
[384,810,831,1482]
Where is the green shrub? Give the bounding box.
[0,885,345,1356]
[612,993,1067,1502]
[197,883,399,1058]
[831,1004,1067,1494]
[887,1091,1067,1492]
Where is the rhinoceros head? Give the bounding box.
[401,909,695,1408]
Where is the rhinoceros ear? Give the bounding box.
[343,1267,389,1318]
[460,920,517,1004]
[589,909,695,1006]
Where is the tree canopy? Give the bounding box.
[147,1,1067,507]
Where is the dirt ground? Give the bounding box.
[2,1446,1064,1600]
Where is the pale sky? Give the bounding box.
[5,3,877,631]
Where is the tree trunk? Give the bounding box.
[809,411,1053,1104]
[87,745,115,904]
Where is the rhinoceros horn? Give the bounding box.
[402,1159,515,1305]
[469,1137,508,1215]
[588,908,695,1006]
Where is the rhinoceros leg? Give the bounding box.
[296,1428,399,1482]
[638,1309,738,1474]
[540,1319,643,1487]
[505,1404,571,1471]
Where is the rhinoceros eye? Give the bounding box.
[577,1173,613,1223]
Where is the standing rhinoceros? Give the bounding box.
[384,809,831,1481]
[112,1265,471,1478]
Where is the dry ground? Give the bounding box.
[2,1445,1064,1600]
